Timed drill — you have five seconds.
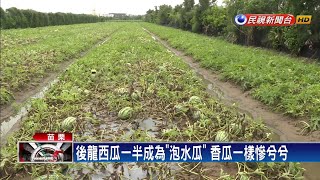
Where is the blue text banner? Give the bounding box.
[73,142,320,163]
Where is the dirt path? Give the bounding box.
[0,29,118,143]
[143,28,320,180]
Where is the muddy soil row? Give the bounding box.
[0,28,120,144]
[142,28,320,180]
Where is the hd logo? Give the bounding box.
[296,15,312,24]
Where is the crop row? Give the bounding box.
[142,23,320,129]
[1,23,304,179]
[0,22,122,105]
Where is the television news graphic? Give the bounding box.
[18,142,73,163]
[33,132,73,141]
[235,14,299,26]
[18,132,73,163]
[234,14,247,25]
[73,142,320,163]
[296,15,312,24]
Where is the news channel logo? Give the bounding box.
[235,14,247,26]
[18,142,73,163]
[296,15,312,24]
[234,14,312,26]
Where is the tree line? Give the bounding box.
[0,7,142,29]
[145,0,320,59]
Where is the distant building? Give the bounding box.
[101,14,113,17]
[107,13,127,18]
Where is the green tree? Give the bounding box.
[6,7,29,28]
[168,5,183,28]
[4,10,16,29]
[156,5,172,25]
[145,0,319,59]
[181,0,195,30]
[202,5,227,35]
[0,7,6,29]
[199,0,210,12]
[191,5,201,32]
[270,0,320,55]
[224,0,278,46]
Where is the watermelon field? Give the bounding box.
[0,22,319,179]
[142,23,320,124]
[0,23,122,106]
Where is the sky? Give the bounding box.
[1,0,224,15]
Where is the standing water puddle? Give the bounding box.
[138,118,161,138]
[69,117,170,179]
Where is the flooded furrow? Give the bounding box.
[69,98,177,179]
[0,30,119,144]
[142,27,320,180]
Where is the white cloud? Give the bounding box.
[1,0,224,15]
